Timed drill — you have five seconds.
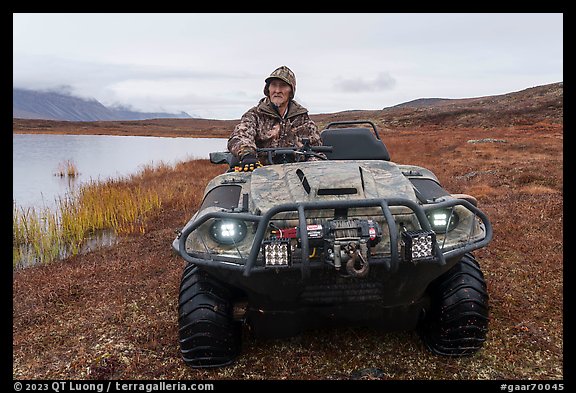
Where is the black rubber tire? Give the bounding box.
[178,263,241,368]
[419,253,489,356]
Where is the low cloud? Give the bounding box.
[334,72,397,93]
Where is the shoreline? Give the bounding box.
[12,129,229,139]
[12,130,226,139]
[12,118,236,139]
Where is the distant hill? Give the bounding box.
[13,88,191,121]
[389,97,452,109]
[312,82,563,130]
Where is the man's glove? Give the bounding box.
[234,153,263,172]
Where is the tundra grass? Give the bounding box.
[54,159,79,177]
[13,162,169,269]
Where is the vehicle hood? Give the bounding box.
[249,160,417,213]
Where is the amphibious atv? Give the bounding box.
[173,120,492,368]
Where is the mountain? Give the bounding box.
[13,88,191,121]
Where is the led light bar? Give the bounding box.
[262,239,292,267]
[401,230,437,263]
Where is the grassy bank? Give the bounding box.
[13,171,156,268]
[12,160,219,269]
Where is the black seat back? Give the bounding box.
[320,127,391,161]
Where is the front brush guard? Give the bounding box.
[177,197,492,280]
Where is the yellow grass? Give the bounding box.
[55,159,79,177]
[13,162,166,269]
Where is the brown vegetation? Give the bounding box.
[12,118,236,139]
[13,83,563,380]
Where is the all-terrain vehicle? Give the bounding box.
[172,120,492,368]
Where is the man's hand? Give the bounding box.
[234,154,263,172]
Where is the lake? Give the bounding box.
[13,133,227,210]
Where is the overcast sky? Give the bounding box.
[13,13,563,120]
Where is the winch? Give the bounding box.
[323,219,382,277]
[268,218,382,277]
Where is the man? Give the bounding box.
[227,65,324,171]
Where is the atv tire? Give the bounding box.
[420,253,489,356]
[178,263,241,368]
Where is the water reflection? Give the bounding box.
[13,133,227,210]
[13,228,118,269]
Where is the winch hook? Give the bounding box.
[345,244,370,278]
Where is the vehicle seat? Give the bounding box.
[320,127,391,161]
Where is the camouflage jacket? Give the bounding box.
[227,97,322,163]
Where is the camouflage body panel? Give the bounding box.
[227,97,321,162]
[249,160,416,213]
[180,159,487,261]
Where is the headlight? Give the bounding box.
[426,208,459,233]
[209,220,247,245]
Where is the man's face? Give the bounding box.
[268,79,292,108]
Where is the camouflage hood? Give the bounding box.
[249,160,417,213]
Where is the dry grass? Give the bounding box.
[13,164,173,268]
[12,124,563,381]
[54,159,79,177]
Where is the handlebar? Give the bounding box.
[257,143,333,164]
